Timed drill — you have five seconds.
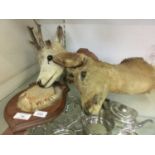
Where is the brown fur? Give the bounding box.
[77,48,99,61]
[53,51,155,115]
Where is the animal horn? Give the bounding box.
[27,26,41,50]
[33,19,45,48]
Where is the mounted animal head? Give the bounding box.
[53,49,103,115]
[28,20,66,88]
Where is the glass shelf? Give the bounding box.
[27,84,155,135]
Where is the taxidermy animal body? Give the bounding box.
[53,51,155,115]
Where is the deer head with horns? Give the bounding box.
[28,20,66,88]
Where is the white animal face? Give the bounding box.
[37,48,64,88]
[27,22,65,88]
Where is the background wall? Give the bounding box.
[65,19,155,64]
[0,19,39,100]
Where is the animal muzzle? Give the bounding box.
[37,80,45,88]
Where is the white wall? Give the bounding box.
[65,19,155,64]
[0,20,39,100]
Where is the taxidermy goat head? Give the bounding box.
[28,20,66,88]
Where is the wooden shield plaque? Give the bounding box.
[3,83,69,134]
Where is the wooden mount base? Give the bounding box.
[3,83,69,135]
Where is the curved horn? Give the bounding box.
[27,19,45,50]
[27,26,41,50]
[33,19,45,48]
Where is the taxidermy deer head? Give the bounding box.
[28,20,66,88]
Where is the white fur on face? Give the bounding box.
[37,48,64,88]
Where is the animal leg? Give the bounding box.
[86,89,109,115]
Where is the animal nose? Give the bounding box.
[37,80,44,87]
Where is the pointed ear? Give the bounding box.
[53,25,64,47]
[53,52,86,68]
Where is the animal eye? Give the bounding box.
[80,71,87,81]
[47,55,53,62]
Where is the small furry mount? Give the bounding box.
[17,85,62,112]
[53,51,155,115]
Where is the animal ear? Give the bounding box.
[53,25,64,47]
[53,52,86,68]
